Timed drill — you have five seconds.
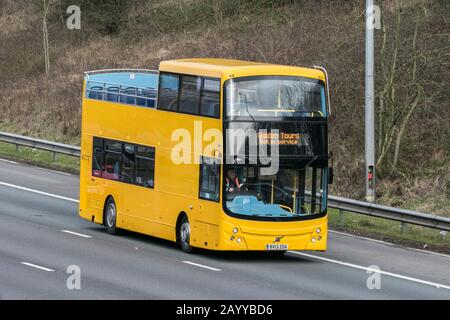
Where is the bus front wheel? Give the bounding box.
[104,197,118,235]
[178,215,194,253]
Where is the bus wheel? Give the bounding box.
[178,215,193,253]
[104,197,118,235]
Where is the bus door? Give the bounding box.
[196,157,221,247]
[87,136,108,222]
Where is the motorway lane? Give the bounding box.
[0,160,449,299]
[1,194,448,300]
[0,159,79,198]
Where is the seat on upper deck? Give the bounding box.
[89,86,104,100]
[119,87,137,105]
[85,70,158,108]
[106,86,120,102]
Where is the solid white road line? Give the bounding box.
[408,247,450,260]
[329,229,395,246]
[329,229,450,259]
[0,158,18,164]
[288,251,450,291]
[0,181,78,203]
[3,178,449,285]
[61,229,92,238]
[182,261,221,272]
[37,167,74,176]
[20,262,55,272]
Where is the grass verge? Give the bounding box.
[328,208,450,254]
[0,141,79,174]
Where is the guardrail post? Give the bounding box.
[52,151,56,162]
[338,209,345,225]
[16,144,19,152]
[400,222,405,235]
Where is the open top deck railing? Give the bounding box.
[84,69,159,108]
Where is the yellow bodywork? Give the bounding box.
[79,58,328,251]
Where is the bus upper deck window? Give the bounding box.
[158,73,179,111]
[179,76,201,115]
[200,79,220,118]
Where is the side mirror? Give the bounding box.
[328,167,334,185]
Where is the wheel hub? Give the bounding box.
[107,203,116,227]
[181,222,190,243]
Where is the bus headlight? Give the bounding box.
[236,237,242,243]
[316,228,321,234]
[232,227,239,234]
[311,237,317,243]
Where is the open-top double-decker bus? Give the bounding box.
[79,58,332,253]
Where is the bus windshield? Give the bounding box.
[224,166,327,220]
[225,76,326,119]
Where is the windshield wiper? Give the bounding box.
[299,156,319,170]
[239,92,257,123]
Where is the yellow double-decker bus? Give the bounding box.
[79,58,332,253]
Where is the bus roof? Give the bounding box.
[159,58,325,81]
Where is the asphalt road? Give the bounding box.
[0,158,449,299]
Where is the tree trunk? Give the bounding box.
[42,0,50,74]
[392,15,421,171]
[392,94,420,170]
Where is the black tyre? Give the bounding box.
[178,215,194,253]
[104,197,118,235]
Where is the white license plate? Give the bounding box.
[265,244,288,251]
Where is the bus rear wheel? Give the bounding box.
[178,215,194,253]
[104,197,118,235]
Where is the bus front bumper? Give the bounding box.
[219,216,327,251]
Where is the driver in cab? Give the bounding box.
[225,168,243,193]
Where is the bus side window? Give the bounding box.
[136,146,155,188]
[199,157,220,201]
[104,152,121,181]
[179,76,201,115]
[105,139,122,152]
[92,148,104,177]
[200,78,220,118]
[121,143,136,184]
[158,73,179,111]
[92,137,104,177]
